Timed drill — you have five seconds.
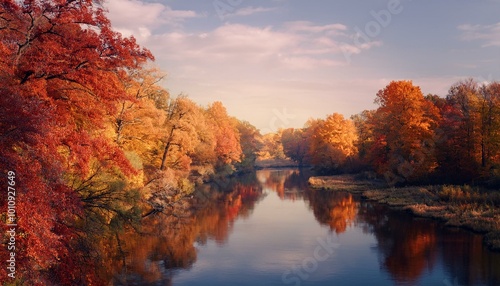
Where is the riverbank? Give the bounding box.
[308,175,500,252]
[254,159,299,169]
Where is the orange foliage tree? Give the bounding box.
[115,67,168,150]
[369,81,440,184]
[206,102,242,171]
[159,96,203,172]
[308,113,358,172]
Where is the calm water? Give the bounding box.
[115,169,500,286]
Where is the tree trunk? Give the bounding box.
[160,127,176,170]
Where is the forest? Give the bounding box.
[1,0,499,285]
[281,78,500,186]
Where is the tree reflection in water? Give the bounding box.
[304,189,357,234]
[259,168,357,234]
[112,172,264,285]
[109,169,500,285]
[273,169,500,285]
[439,228,500,285]
[358,203,500,285]
[359,205,438,283]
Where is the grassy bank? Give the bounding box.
[309,176,500,252]
[254,159,299,169]
[307,174,385,193]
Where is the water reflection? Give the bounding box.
[305,190,357,234]
[258,169,358,234]
[358,203,500,285]
[113,173,264,285]
[195,180,264,245]
[257,169,306,200]
[111,169,500,286]
[439,226,500,285]
[358,204,438,283]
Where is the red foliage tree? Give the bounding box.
[0,0,152,284]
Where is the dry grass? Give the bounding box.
[309,176,500,251]
[254,159,299,169]
[363,187,439,207]
[308,175,384,193]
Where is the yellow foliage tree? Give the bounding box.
[308,113,358,172]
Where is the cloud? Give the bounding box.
[104,0,199,39]
[149,24,296,64]
[142,22,379,72]
[284,21,347,35]
[153,24,338,71]
[458,22,500,47]
[162,6,198,20]
[227,6,276,17]
[105,1,380,70]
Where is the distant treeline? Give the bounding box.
[277,79,500,186]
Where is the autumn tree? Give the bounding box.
[281,128,311,166]
[351,110,375,169]
[205,101,242,171]
[479,82,500,173]
[308,113,358,173]
[115,67,169,149]
[131,96,202,216]
[189,108,218,178]
[370,81,440,184]
[441,79,481,181]
[157,96,202,172]
[258,130,287,160]
[0,0,152,284]
[438,79,500,181]
[425,94,447,111]
[235,120,262,172]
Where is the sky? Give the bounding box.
[104,0,500,133]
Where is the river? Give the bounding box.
[114,169,500,286]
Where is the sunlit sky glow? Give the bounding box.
[105,0,500,133]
